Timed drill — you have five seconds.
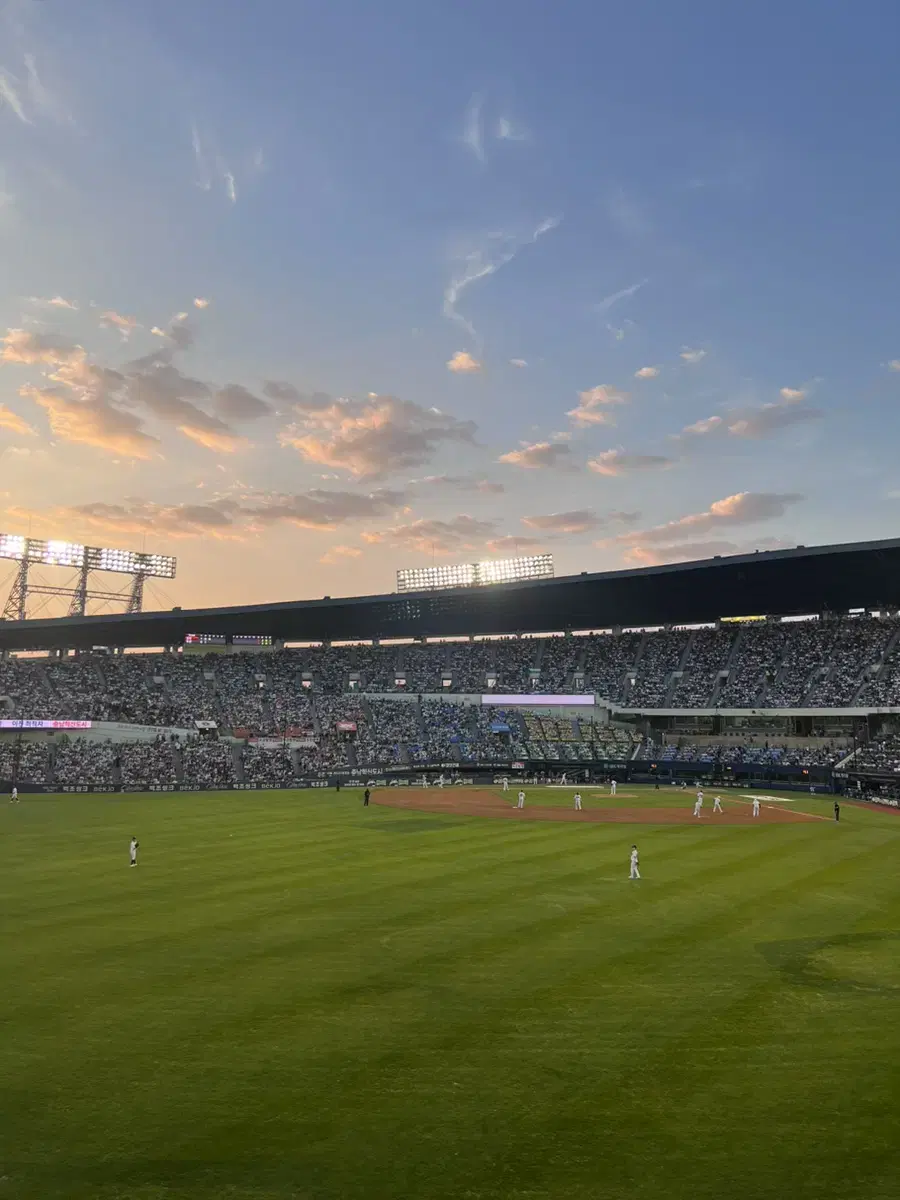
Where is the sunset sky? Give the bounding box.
[3,0,900,614]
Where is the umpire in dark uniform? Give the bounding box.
[834,800,840,822]
[364,787,370,807]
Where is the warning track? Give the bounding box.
[373,788,820,825]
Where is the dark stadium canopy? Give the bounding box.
[3,538,900,652]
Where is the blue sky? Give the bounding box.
[2,0,900,610]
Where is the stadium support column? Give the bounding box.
[2,556,29,621]
[68,561,92,617]
[127,570,147,614]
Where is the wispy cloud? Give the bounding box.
[521,510,603,535]
[887,360,900,372]
[680,347,707,363]
[594,279,647,316]
[280,393,477,478]
[0,404,37,437]
[614,492,803,546]
[496,116,528,142]
[634,366,659,379]
[606,190,653,239]
[461,93,485,163]
[622,537,794,567]
[446,350,481,373]
[191,122,237,202]
[99,311,139,338]
[587,450,675,476]
[673,390,822,446]
[567,385,629,427]
[320,544,363,565]
[363,514,496,554]
[486,534,544,554]
[0,69,29,124]
[509,358,528,368]
[443,217,560,348]
[20,383,161,459]
[498,440,574,470]
[412,474,504,495]
[193,297,210,309]
[191,122,211,190]
[27,295,78,311]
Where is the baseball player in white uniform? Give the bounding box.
[713,795,723,813]
[693,797,703,818]
[129,837,139,867]
[573,792,582,811]
[610,779,617,796]
[629,845,640,880]
[502,777,509,792]
[752,797,760,818]
[516,790,525,809]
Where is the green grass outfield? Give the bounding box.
[2,785,900,1200]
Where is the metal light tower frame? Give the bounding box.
[0,535,177,622]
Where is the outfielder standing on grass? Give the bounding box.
[129,837,139,867]
[629,845,640,880]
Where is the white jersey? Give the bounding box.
[697,791,704,804]
[630,849,639,868]
[11,787,17,800]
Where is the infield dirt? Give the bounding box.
[373,788,821,824]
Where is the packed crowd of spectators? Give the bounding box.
[848,732,900,773]
[0,739,51,785]
[54,738,118,788]
[240,744,295,786]
[181,740,236,788]
[641,737,847,768]
[118,739,179,788]
[2,617,900,765]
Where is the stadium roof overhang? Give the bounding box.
[3,537,900,652]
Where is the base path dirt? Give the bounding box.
[372,789,820,825]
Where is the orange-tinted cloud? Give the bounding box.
[446,350,482,373]
[615,492,803,547]
[498,440,573,469]
[362,514,495,554]
[567,385,628,427]
[19,384,160,459]
[280,394,476,478]
[0,404,37,437]
[587,449,674,476]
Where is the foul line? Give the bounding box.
[728,795,831,822]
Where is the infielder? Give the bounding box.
[693,796,703,818]
[629,845,640,880]
[610,779,617,796]
[516,790,525,810]
[502,777,509,793]
[752,797,760,818]
[713,795,723,813]
[573,792,582,811]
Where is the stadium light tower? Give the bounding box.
[0,535,177,621]
[396,553,554,593]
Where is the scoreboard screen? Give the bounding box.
[184,633,227,646]
[232,635,273,647]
